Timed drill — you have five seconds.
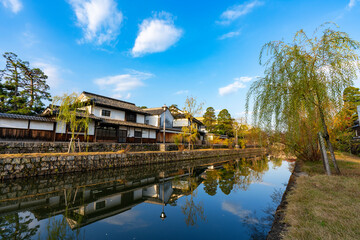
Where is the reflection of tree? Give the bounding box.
[201,158,271,196]
[203,170,218,196]
[181,168,206,227]
[40,190,84,240]
[218,163,235,195]
[0,212,39,240]
[243,188,284,240]
[41,215,83,240]
[270,157,283,169]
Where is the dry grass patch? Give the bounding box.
[282,154,360,240]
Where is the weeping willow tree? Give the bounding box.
[246,23,360,172]
[52,92,91,152]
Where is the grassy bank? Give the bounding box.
[282,153,360,240]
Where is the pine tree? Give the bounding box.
[0,52,51,114]
[0,52,28,113]
[21,64,51,114]
[216,109,234,137]
[203,107,216,133]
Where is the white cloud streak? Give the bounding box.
[348,0,358,8]
[94,70,154,99]
[174,90,189,95]
[219,76,258,96]
[68,0,122,45]
[218,0,263,25]
[33,62,64,89]
[0,0,22,13]
[219,31,241,40]
[222,201,258,224]
[132,12,183,57]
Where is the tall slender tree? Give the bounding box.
[246,23,360,173]
[0,52,28,113]
[21,64,51,114]
[216,109,234,137]
[203,107,217,133]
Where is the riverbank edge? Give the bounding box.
[266,160,302,240]
[0,148,266,180]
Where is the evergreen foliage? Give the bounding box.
[0,52,51,114]
[216,109,234,137]
[203,107,217,133]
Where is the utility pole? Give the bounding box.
[163,104,166,144]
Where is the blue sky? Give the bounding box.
[1,0,360,118]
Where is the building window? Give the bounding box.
[126,112,136,122]
[101,109,111,117]
[134,131,142,138]
[96,201,106,210]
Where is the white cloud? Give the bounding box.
[218,1,263,25]
[68,0,122,45]
[174,90,189,95]
[234,76,255,82]
[219,31,241,40]
[33,62,64,89]
[219,76,258,96]
[94,69,153,99]
[348,0,358,8]
[222,201,258,224]
[219,81,245,96]
[0,0,22,13]
[132,12,183,57]
[112,93,131,100]
[103,210,149,230]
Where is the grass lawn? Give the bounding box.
[282,152,360,240]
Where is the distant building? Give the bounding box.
[143,106,206,143]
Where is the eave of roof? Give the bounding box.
[82,91,150,115]
[100,119,159,130]
[142,107,166,115]
[0,113,55,122]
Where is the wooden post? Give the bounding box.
[78,138,81,152]
[27,120,31,139]
[318,132,331,175]
[68,138,73,153]
[53,122,56,142]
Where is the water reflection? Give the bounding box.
[0,155,292,239]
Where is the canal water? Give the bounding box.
[0,155,293,240]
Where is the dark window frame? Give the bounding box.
[126,112,137,123]
[101,109,111,117]
[134,130,142,138]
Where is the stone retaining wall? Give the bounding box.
[0,141,230,154]
[0,148,266,180]
[0,155,242,204]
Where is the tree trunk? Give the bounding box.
[30,76,34,109]
[318,132,331,175]
[319,107,341,174]
[188,119,192,150]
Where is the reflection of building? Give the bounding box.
[0,167,205,230]
[65,179,174,229]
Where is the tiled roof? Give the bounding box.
[0,113,55,122]
[82,92,149,114]
[142,107,166,115]
[172,113,204,125]
[100,119,159,130]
